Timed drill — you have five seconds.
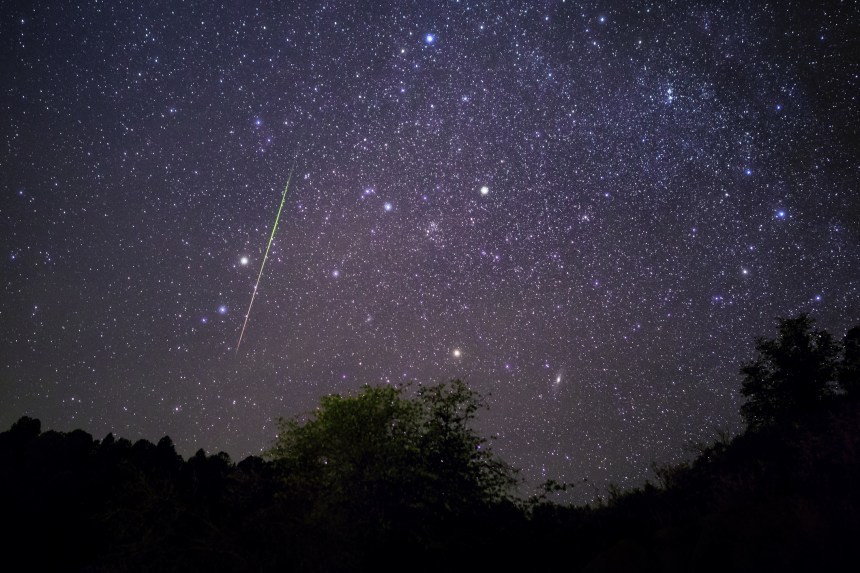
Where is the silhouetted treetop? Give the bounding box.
[266,380,517,524]
[740,314,840,430]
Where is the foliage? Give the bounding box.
[266,380,517,528]
[740,314,840,430]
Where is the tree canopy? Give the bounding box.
[740,314,840,430]
[266,380,517,528]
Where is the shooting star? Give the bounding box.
[236,165,295,353]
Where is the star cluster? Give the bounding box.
[2,1,859,496]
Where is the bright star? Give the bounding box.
[218,306,227,315]
[240,256,249,265]
[480,186,490,196]
[425,34,435,44]
[383,202,393,211]
[452,348,462,358]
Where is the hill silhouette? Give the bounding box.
[1,315,858,571]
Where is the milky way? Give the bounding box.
[2,1,858,497]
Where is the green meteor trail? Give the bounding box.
[236,166,295,353]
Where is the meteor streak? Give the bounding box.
[236,166,295,353]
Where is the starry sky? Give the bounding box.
[2,0,859,496]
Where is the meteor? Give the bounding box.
[236,166,295,353]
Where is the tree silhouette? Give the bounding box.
[267,380,516,529]
[839,325,860,398]
[740,314,840,430]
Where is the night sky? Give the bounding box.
[2,1,859,495]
